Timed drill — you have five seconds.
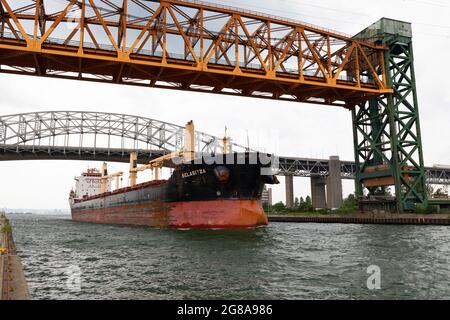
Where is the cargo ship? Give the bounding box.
[69,122,279,229]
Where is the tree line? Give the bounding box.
[264,194,358,214]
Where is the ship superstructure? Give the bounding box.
[72,168,110,199]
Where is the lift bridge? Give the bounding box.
[0,0,445,211]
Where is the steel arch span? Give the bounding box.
[0,110,249,163]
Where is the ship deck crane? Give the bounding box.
[127,120,232,187]
[129,120,195,186]
[101,163,123,193]
[129,150,184,185]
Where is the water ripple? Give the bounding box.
[7,214,450,300]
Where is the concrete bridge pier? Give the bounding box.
[284,156,344,210]
[326,156,343,209]
[285,174,294,208]
[310,175,327,209]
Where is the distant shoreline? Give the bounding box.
[4,211,70,215]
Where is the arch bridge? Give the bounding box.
[0,110,249,164]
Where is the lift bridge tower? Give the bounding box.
[353,18,427,212]
[0,1,429,212]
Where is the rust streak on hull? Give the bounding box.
[72,200,268,229]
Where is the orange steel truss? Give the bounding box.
[0,0,391,106]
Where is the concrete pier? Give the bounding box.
[285,175,294,208]
[283,156,345,210]
[310,175,327,209]
[0,213,31,300]
[326,156,343,209]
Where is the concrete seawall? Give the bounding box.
[0,213,31,300]
[268,213,450,226]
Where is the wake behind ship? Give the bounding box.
[69,122,279,229]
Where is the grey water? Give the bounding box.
[7,213,450,300]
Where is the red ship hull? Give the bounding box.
[71,199,268,229]
[70,153,278,229]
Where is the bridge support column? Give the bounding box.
[326,156,343,209]
[285,175,294,208]
[353,19,427,211]
[311,175,327,209]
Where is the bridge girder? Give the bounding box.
[0,111,449,186]
[0,144,167,165]
[0,0,390,107]
[1,144,449,186]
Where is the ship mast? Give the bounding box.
[101,162,123,193]
[183,120,195,162]
[223,126,229,155]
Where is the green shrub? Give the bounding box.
[415,204,440,214]
[315,209,329,215]
[337,194,359,213]
[2,220,12,234]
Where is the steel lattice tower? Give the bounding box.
[352,18,427,212]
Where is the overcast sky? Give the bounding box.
[1,0,449,210]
